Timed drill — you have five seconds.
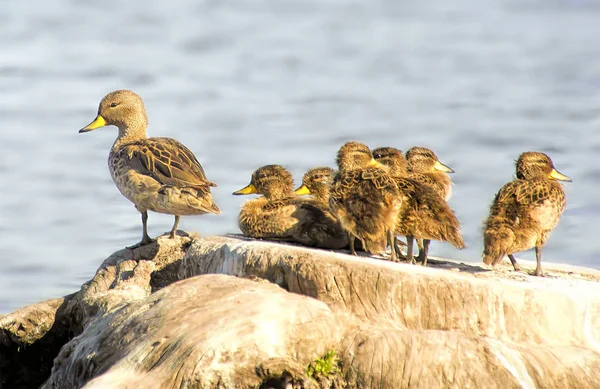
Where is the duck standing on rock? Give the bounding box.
[328,142,401,261]
[482,152,571,276]
[404,146,456,257]
[233,164,348,249]
[79,90,220,248]
[372,147,466,265]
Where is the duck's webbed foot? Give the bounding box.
[168,215,181,239]
[508,254,522,272]
[127,211,155,249]
[127,235,155,250]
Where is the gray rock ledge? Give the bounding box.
[1,234,600,388]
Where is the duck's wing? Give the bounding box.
[120,137,217,188]
[361,167,397,190]
[328,170,359,208]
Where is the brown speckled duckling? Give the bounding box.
[233,164,348,249]
[373,147,466,265]
[79,90,220,248]
[329,142,401,261]
[405,146,454,201]
[482,152,571,276]
[294,167,336,202]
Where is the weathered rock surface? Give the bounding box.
[2,233,600,388]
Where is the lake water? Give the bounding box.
[1,0,599,314]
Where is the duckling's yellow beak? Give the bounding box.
[549,169,572,182]
[294,185,311,195]
[368,158,384,168]
[79,115,107,133]
[434,161,455,173]
[233,184,259,195]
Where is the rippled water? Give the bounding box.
[1,0,599,313]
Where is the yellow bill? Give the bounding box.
[233,183,259,195]
[434,161,455,173]
[294,185,311,195]
[368,158,384,168]
[79,115,107,133]
[549,169,572,182]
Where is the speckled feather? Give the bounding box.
[392,177,466,248]
[373,147,465,248]
[329,165,400,255]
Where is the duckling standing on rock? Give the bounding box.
[404,146,456,257]
[328,142,401,261]
[405,146,454,201]
[233,165,348,249]
[372,147,466,265]
[79,90,220,248]
[482,152,571,276]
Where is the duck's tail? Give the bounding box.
[158,185,221,215]
[421,201,467,250]
[482,219,514,266]
[447,226,467,250]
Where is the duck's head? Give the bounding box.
[516,152,571,182]
[294,167,335,198]
[79,89,148,135]
[233,164,294,200]
[373,147,407,177]
[336,141,382,171]
[406,146,454,174]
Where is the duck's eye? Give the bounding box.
[110,102,119,108]
[374,153,381,159]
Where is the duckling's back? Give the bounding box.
[394,177,465,249]
[407,171,452,201]
[238,196,348,249]
[329,167,400,254]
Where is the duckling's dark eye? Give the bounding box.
[258,173,268,179]
[374,153,381,159]
[110,102,118,108]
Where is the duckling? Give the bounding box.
[328,142,401,261]
[482,152,571,276]
[79,90,220,247]
[405,146,454,201]
[372,147,466,265]
[233,165,348,249]
[404,146,455,257]
[294,167,335,202]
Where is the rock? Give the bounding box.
[0,234,195,389]
[0,295,74,388]
[2,233,600,388]
[180,235,600,388]
[46,275,350,389]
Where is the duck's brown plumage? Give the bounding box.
[329,142,400,260]
[373,147,465,265]
[405,146,454,201]
[482,152,571,276]
[79,90,219,247]
[233,165,348,249]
